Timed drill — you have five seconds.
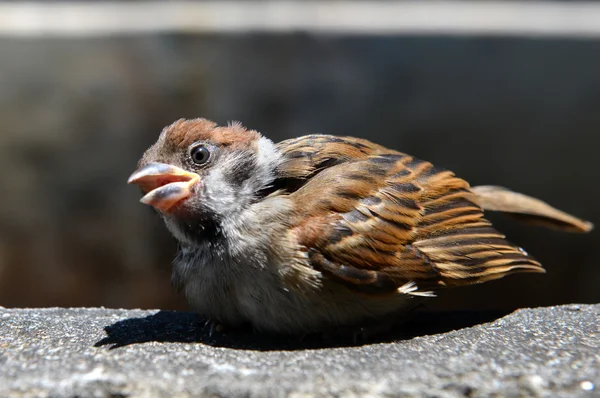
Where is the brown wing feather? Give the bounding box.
[280,135,543,295]
[471,185,593,233]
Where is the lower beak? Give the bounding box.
[127,162,200,213]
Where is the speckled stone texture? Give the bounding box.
[0,304,598,397]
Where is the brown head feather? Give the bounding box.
[161,118,260,149]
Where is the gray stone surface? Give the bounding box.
[0,305,598,397]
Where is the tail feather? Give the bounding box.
[471,185,593,233]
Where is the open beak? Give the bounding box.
[127,162,200,213]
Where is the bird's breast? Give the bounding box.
[172,244,418,333]
[172,244,297,327]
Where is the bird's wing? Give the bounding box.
[471,185,593,233]
[276,135,543,295]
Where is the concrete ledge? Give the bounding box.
[2,1,600,37]
[1,304,598,397]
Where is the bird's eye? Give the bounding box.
[190,144,211,165]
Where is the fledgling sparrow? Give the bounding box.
[128,118,593,335]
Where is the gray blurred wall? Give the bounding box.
[0,33,598,311]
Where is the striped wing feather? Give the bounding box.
[276,135,543,294]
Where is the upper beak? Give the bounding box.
[127,162,200,213]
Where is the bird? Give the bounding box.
[128,118,593,336]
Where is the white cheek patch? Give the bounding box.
[166,134,283,245]
[252,136,282,184]
[203,165,238,213]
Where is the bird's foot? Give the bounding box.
[319,307,426,344]
[198,319,228,339]
[320,318,398,344]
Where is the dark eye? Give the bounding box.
[190,144,211,165]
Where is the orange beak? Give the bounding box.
[127,162,200,213]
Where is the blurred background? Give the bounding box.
[0,1,598,312]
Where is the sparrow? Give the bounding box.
[128,118,593,335]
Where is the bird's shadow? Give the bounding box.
[94,309,509,351]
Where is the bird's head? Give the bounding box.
[128,118,281,243]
